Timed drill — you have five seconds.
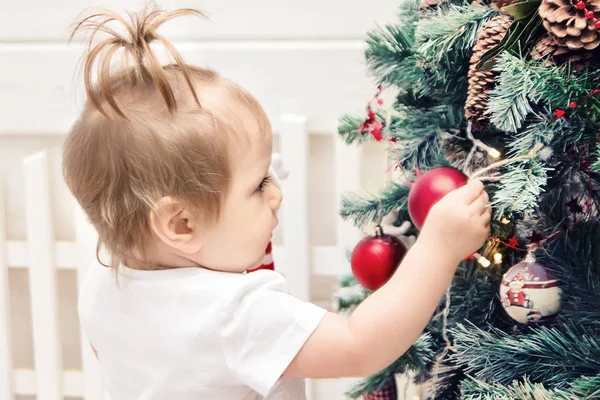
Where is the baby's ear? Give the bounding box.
[149,196,199,253]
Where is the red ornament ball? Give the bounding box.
[586,10,595,19]
[408,167,469,230]
[595,19,600,28]
[576,1,587,10]
[351,226,407,291]
[500,255,562,324]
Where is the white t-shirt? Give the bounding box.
[78,262,327,400]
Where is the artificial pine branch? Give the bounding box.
[445,259,506,327]
[461,374,600,399]
[505,115,557,156]
[339,182,410,228]
[490,159,550,217]
[540,222,600,319]
[387,104,463,168]
[415,5,496,101]
[592,145,600,173]
[451,323,600,388]
[416,4,496,62]
[365,0,422,88]
[488,53,600,132]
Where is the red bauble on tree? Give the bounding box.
[351,225,407,291]
[408,167,469,229]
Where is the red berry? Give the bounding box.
[595,19,600,28]
[594,89,600,94]
[586,10,595,18]
[576,1,587,10]
[554,109,566,118]
[570,101,578,108]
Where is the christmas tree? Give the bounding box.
[334,0,600,398]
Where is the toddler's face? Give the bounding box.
[197,130,282,272]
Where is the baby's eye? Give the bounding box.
[256,175,272,193]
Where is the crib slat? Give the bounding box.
[279,114,311,301]
[23,151,63,400]
[334,135,363,272]
[0,182,15,399]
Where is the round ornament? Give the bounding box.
[499,253,562,324]
[408,167,469,229]
[351,225,408,291]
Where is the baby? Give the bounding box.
[64,5,491,400]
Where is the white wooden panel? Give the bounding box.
[7,241,76,270]
[75,205,104,400]
[23,151,63,400]
[0,183,15,399]
[279,114,310,300]
[0,43,371,135]
[14,369,84,397]
[0,0,399,41]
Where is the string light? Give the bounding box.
[494,253,503,264]
[487,147,501,159]
[501,216,511,224]
[474,253,491,268]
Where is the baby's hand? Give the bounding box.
[419,179,491,262]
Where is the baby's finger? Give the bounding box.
[482,206,492,221]
[477,210,491,225]
[461,179,485,204]
[470,196,488,215]
[481,190,489,205]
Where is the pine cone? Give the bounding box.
[363,380,397,400]
[472,0,521,8]
[419,0,443,10]
[539,0,600,50]
[465,14,513,130]
[420,0,440,10]
[531,34,594,71]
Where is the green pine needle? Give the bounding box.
[451,323,600,388]
[416,4,495,62]
[365,0,421,88]
[340,182,410,228]
[491,159,550,217]
[489,53,600,132]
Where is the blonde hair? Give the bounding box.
[63,4,271,269]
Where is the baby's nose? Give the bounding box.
[268,186,283,210]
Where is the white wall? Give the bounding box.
[0,1,401,399]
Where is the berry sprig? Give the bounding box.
[553,88,600,119]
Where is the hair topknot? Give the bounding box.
[70,3,205,117]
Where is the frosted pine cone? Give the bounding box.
[539,0,600,50]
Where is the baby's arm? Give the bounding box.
[285,180,490,379]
